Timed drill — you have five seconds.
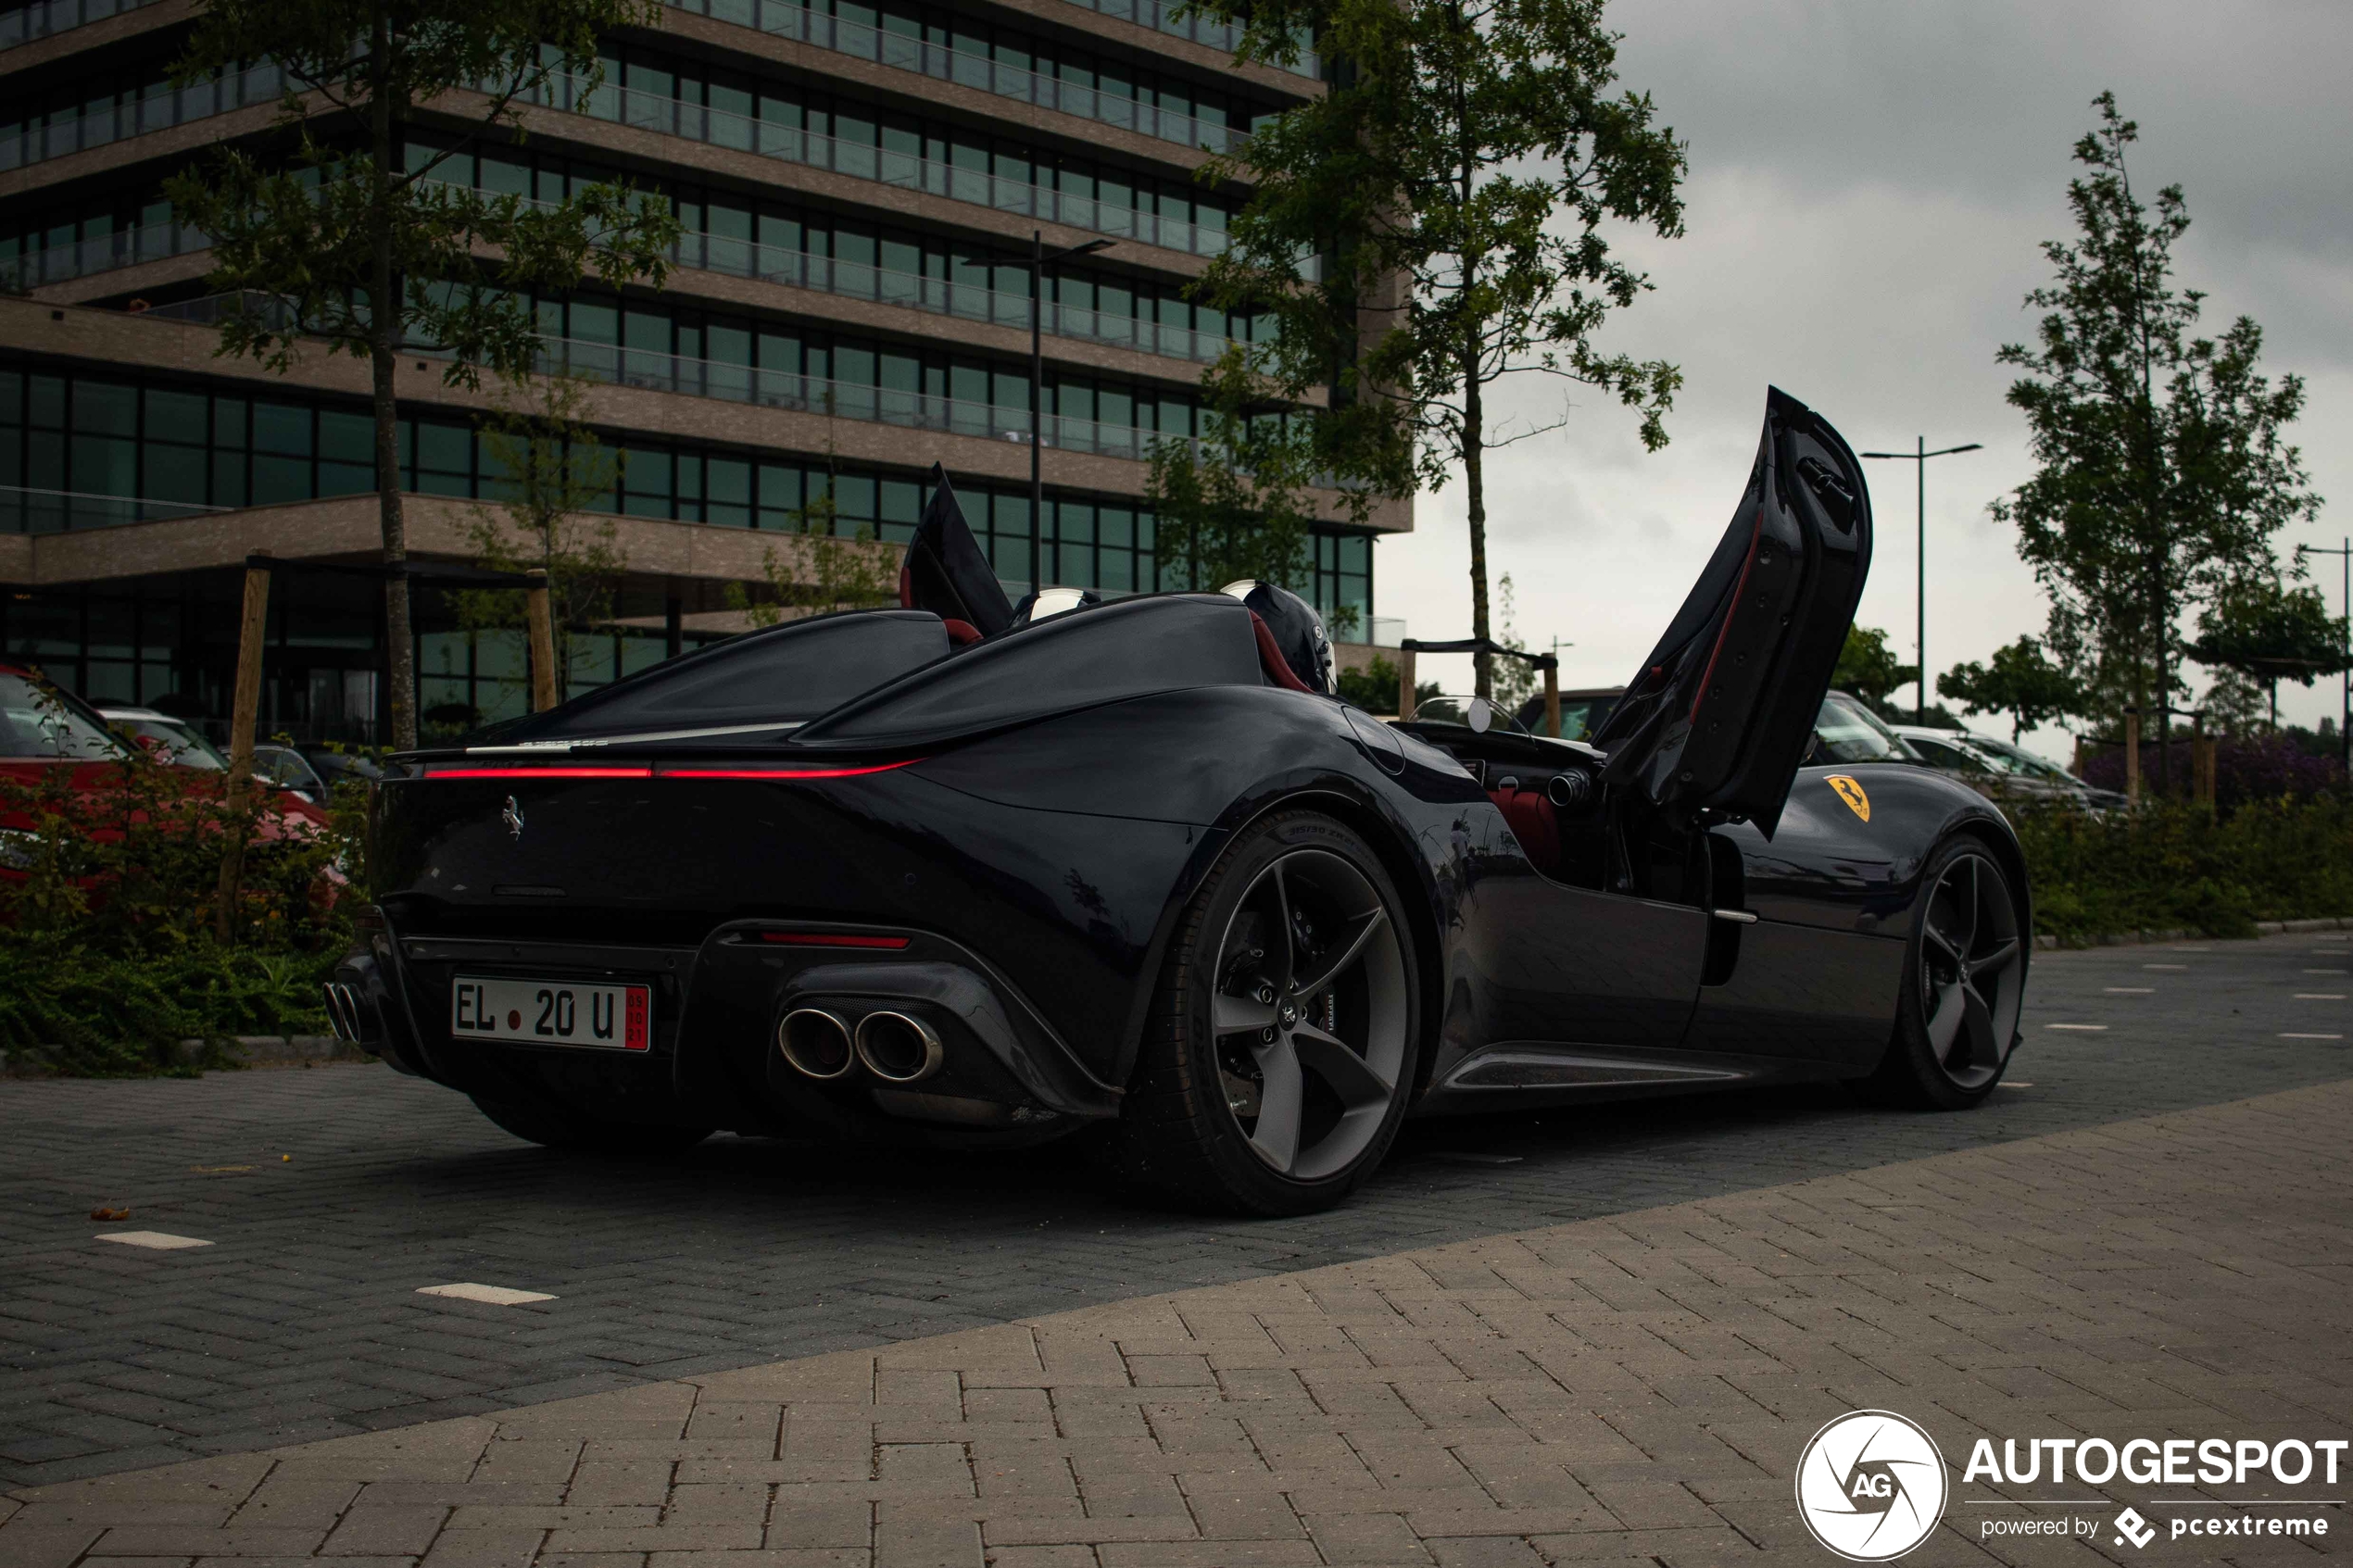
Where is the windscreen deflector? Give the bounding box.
[1589,386,1872,837]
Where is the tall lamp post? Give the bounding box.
[1029,232,1114,596]
[2297,537,2352,771]
[1861,436,1982,723]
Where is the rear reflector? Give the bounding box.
[759,932,912,949]
[428,766,653,780]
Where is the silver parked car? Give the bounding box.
[1893,724,2126,811]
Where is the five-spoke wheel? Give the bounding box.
[1858,836,2027,1110]
[1104,809,1419,1213]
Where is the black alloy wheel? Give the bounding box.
[1857,837,2027,1110]
[1104,809,1419,1214]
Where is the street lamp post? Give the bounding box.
[1029,232,1114,597]
[1861,437,1983,724]
[2297,537,2352,771]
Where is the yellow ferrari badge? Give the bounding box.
[1825,774,1870,822]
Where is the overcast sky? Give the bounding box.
[1374,0,2353,759]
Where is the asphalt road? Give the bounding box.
[2,930,2347,1487]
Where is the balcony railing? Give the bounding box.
[0,484,227,534]
[1047,0,1317,78]
[0,220,206,289]
[662,0,1256,153]
[132,297,1202,462]
[0,0,167,50]
[9,214,1240,364]
[0,65,1237,258]
[673,229,1239,362]
[0,61,284,171]
[528,72,1233,257]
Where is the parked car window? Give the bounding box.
[1963,734,2077,785]
[1811,692,1919,764]
[107,717,227,770]
[0,674,132,760]
[1907,734,1996,774]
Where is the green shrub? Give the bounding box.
[2015,795,2353,943]
[0,750,374,1072]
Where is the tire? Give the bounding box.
[1101,809,1421,1215]
[1855,835,2028,1110]
[470,1094,713,1155]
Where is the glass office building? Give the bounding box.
[0,0,1401,742]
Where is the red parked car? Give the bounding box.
[0,664,328,879]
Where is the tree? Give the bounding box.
[1336,655,1440,715]
[1937,635,2086,741]
[1191,0,1685,699]
[2186,577,2349,729]
[1488,572,1538,713]
[1145,350,1317,598]
[1991,93,2320,790]
[723,483,899,628]
[1831,624,1916,712]
[166,0,681,749]
[449,372,626,703]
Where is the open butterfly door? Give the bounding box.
[1590,387,1872,838]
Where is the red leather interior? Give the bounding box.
[898,560,915,609]
[1488,786,1560,872]
[942,618,982,646]
[1248,610,1315,693]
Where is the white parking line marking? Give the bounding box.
[1997,1082,2034,1088]
[96,1231,211,1250]
[417,1283,556,1305]
[2144,963,2189,971]
[2280,1033,2345,1041]
[2046,1023,2108,1032]
[2296,993,2347,1000]
[2303,969,2348,975]
[2104,986,2155,994]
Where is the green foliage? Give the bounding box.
[165,0,682,747]
[1335,655,1441,715]
[2186,575,2349,727]
[1488,573,1539,713]
[1938,635,2086,741]
[2016,796,2353,944]
[450,372,627,700]
[723,483,900,628]
[1991,92,2320,771]
[1191,0,1686,696]
[0,706,375,1072]
[1832,624,1917,709]
[1145,348,1318,596]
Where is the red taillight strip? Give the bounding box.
[759,932,912,948]
[429,766,653,779]
[658,759,922,780]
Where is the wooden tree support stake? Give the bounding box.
[1543,661,1561,739]
[1397,646,1417,722]
[212,554,271,944]
[2123,709,2141,807]
[525,568,558,712]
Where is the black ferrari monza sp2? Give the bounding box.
[333,388,2031,1213]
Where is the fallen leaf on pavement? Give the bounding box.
[90,1206,131,1221]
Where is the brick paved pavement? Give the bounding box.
[0,933,2347,1491]
[6,1073,2350,1566]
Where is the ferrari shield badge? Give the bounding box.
[1825,775,1870,822]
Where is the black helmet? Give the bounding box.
[1222,580,1334,695]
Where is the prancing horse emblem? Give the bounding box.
[502,796,525,841]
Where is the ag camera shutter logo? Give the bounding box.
[1795,1410,1950,1561]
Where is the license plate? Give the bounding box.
[451,975,650,1051]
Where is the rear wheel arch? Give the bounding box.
[1114,784,1445,1105]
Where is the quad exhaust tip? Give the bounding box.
[854,1010,944,1085]
[321,982,360,1043]
[777,1008,856,1080]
